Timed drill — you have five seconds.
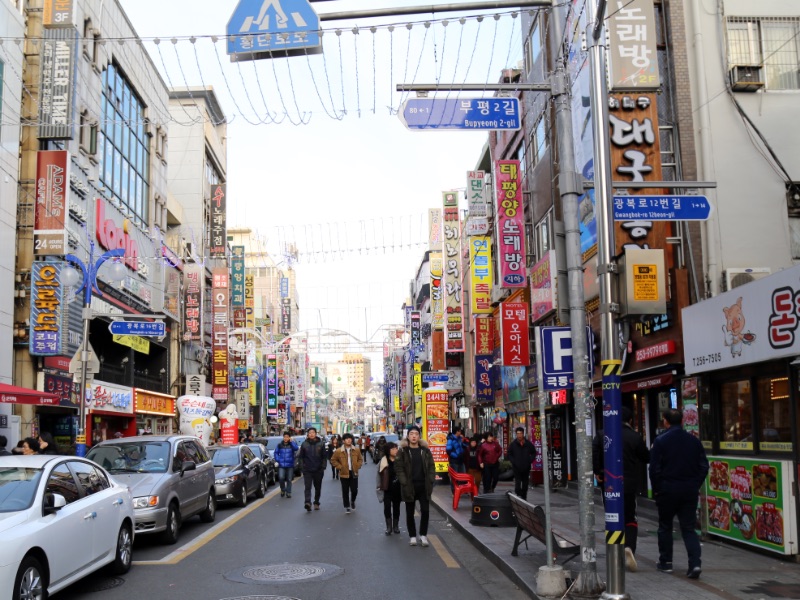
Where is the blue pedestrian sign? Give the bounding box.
[613,195,713,221]
[227,0,321,60]
[400,98,521,131]
[108,321,166,338]
[535,326,594,391]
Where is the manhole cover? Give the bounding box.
[225,563,343,585]
[221,597,301,600]
[75,576,126,593]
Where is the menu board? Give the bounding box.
[422,389,449,473]
[705,456,797,555]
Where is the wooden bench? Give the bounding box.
[508,493,580,564]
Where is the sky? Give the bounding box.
[118,0,525,374]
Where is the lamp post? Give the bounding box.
[63,241,126,457]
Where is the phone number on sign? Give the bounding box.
[692,353,722,367]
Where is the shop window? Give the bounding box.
[719,379,753,451]
[756,376,792,452]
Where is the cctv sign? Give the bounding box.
[535,326,594,391]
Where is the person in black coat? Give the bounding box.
[593,406,650,572]
[507,427,536,499]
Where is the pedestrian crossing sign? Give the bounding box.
[227,0,322,60]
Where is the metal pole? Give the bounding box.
[76,302,91,457]
[396,83,552,92]
[319,0,551,22]
[539,391,554,565]
[547,0,603,596]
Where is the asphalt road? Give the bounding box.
[57,459,529,600]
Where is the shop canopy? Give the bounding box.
[0,383,61,405]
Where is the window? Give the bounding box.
[526,17,542,73]
[727,17,800,90]
[99,63,150,224]
[720,380,753,451]
[531,114,547,166]
[79,109,97,156]
[515,141,526,176]
[756,376,792,452]
[174,442,189,469]
[70,461,109,496]
[46,465,80,504]
[535,211,552,258]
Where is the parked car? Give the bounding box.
[207,444,265,506]
[246,442,276,486]
[86,435,216,545]
[0,455,134,600]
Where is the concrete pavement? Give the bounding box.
[431,481,800,599]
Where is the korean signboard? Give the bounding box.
[245,274,255,329]
[469,236,493,314]
[547,413,566,488]
[38,27,78,139]
[185,374,207,398]
[134,390,176,417]
[443,191,464,352]
[281,297,291,334]
[530,250,557,323]
[183,263,203,342]
[30,261,66,356]
[500,301,530,367]
[86,381,134,415]
[705,457,798,555]
[430,252,444,330]
[211,269,229,405]
[607,0,660,91]
[410,311,421,354]
[422,389,450,473]
[467,171,488,217]
[44,373,78,407]
[43,0,75,27]
[280,277,289,298]
[209,184,227,258]
[231,246,245,308]
[428,208,442,251]
[267,355,278,415]
[494,160,527,287]
[474,316,493,403]
[33,150,68,256]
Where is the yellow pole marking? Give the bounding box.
[428,534,460,569]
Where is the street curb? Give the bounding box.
[430,494,540,599]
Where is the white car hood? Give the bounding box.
[0,510,31,535]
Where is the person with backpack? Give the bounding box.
[445,426,469,494]
[274,431,299,498]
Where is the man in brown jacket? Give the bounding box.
[330,432,364,513]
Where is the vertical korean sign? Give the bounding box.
[183,263,203,342]
[430,251,445,369]
[43,0,75,27]
[38,28,78,139]
[607,0,660,90]
[422,389,450,473]
[29,261,66,356]
[209,184,227,258]
[231,247,248,420]
[267,355,278,416]
[33,150,68,256]
[211,269,229,406]
[530,250,557,322]
[469,236,493,314]
[494,160,527,287]
[500,301,530,367]
[601,360,624,538]
[281,298,291,334]
[443,191,464,352]
[245,274,255,329]
[428,208,442,251]
[467,171,488,217]
[474,316,494,403]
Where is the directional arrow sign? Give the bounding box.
[227,0,321,60]
[400,98,521,131]
[108,321,166,337]
[613,195,713,221]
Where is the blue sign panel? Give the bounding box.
[108,321,166,337]
[227,0,321,59]
[613,195,712,221]
[422,373,449,383]
[536,326,594,391]
[280,277,289,298]
[400,98,521,131]
[601,360,624,534]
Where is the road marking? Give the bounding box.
[428,534,460,569]
[133,485,282,566]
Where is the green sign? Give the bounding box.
[705,456,795,554]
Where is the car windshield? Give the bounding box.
[208,448,241,467]
[87,442,171,473]
[0,467,43,513]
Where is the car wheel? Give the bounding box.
[199,492,217,523]
[160,503,181,545]
[110,523,133,574]
[14,556,46,600]
[239,484,249,507]
[256,475,266,498]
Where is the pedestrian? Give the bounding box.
[330,432,363,513]
[298,427,327,512]
[0,435,9,456]
[465,436,482,490]
[38,431,60,455]
[394,425,435,547]
[22,438,40,455]
[358,434,367,462]
[274,431,299,498]
[445,426,469,493]
[378,441,402,535]
[649,409,709,579]
[327,436,340,479]
[477,431,503,494]
[373,435,387,464]
[592,407,650,571]
[365,434,372,461]
[12,440,25,455]
[508,426,537,500]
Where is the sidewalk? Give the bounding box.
[431,481,800,599]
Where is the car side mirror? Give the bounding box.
[180,461,196,475]
[44,492,67,514]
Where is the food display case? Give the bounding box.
[704,456,798,555]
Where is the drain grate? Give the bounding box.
[225,563,343,585]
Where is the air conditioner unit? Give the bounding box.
[729,65,764,92]
[490,287,511,305]
[723,267,771,291]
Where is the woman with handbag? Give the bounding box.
[377,442,402,535]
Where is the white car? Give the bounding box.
[0,455,134,600]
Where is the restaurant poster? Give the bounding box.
[705,456,798,555]
[422,388,449,473]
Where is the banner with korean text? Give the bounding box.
[530,250,557,323]
[430,252,444,330]
[469,236,493,314]
[494,160,527,287]
[183,263,203,342]
[33,150,68,256]
[443,191,465,352]
[500,301,530,367]
[474,315,494,403]
[29,261,66,356]
[211,269,229,406]
[209,184,227,258]
[467,171,488,217]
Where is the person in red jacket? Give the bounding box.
[477,431,503,493]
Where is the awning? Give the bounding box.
[0,383,61,405]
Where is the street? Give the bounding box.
[56,459,528,600]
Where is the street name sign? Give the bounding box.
[400,98,521,131]
[108,320,166,337]
[613,195,712,221]
[227,0,321,60]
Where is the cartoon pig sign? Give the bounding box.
[722,297,746,357]
[177,395,216,445]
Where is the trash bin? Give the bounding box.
[470,491,516,527]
